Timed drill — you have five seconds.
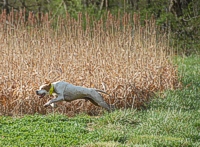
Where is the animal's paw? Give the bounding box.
[50,103,57,108]
[109,105,115,111]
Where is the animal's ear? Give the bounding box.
[45,79,50,84]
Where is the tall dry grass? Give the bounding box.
[0,9,179,116]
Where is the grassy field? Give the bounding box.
[0,55,199,146]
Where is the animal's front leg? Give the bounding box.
[44,95,64,107]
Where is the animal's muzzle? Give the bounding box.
[36,90,45,98]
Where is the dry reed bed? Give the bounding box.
[0,10,179,116]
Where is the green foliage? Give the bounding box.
[151,55,200,111]
[47,0,66,16]
[0,114,94,146]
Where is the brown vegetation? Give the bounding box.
[0,10,179,116]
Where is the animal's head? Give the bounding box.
[36,83,54,98]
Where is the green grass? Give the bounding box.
[0,55,200,147]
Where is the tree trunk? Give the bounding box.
[130,0,139,10]
[169,0,192,18]
[3,0,9,14]
[146,0,150,5]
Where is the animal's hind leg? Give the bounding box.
[87,98,99,106]
[85,97,110,112]
[98,101,110,111]
[89,94,110,111]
